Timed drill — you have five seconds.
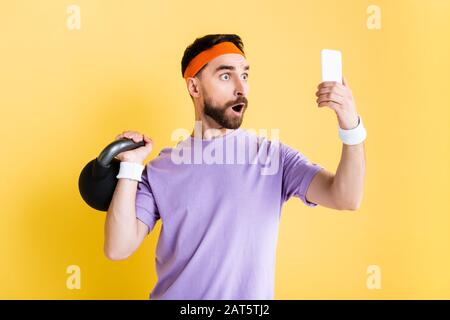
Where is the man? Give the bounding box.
[104,34,366,299]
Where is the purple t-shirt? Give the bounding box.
[135,127,323,299]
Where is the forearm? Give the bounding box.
[315,77,366,210]
[331,142,366,210]
[104,178,139,259]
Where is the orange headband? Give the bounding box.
[183,41,245,80]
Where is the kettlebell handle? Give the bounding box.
[97,138,146,167]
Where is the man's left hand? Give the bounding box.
[315,76,359,130]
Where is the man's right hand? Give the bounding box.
[114,131,153,164]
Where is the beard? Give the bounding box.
[203,95,248,130]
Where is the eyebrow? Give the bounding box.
[214,64,250,74]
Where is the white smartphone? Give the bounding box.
[321,49,342,84]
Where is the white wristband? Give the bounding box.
[338,115,367,145]
[116,161,145,182]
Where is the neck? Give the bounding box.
[190,116,234,140]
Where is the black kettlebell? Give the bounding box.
[78,138,146,211]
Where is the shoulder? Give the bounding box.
[145,147,174,169]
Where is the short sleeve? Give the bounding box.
[281,142,324,206]
[135,165,160,234]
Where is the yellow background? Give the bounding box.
[1,0,449,299]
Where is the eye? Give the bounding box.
[241,73,248,80]
[219,73,230,80]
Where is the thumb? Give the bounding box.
[342,76,349,87]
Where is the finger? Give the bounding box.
[123,131,139,140]
[318,81,339,88]
[316,96,344,105]
[116,131,137,140]
[342,76,349,88]
[115,133,129,140]
[131,133,143,143]
[316,93,344,104]
[315,86,346,97]
[122,132,132,139]
[318,81,346,91]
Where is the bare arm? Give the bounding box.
[331,142,365,209]
[103,130,154,261]
[306,142,365,210]
[307,77,366,210]
[104,178,149,260]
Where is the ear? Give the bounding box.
[186,77,201,98]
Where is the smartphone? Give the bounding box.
[321,49,342,84]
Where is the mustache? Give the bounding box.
[227,97,248,108]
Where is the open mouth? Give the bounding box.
[231,103,245,113]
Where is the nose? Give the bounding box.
[234,78,249,98]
